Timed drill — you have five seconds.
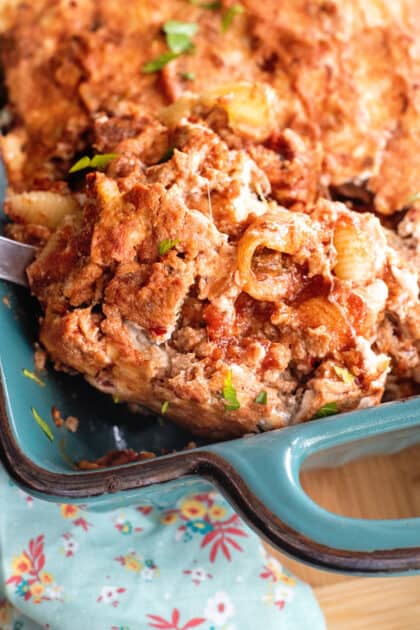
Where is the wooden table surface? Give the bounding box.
[267,444,420,629]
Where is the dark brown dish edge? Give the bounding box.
[1,385,420,575]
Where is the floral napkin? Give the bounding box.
[0,465,325,630]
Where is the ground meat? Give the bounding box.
[1,0,419,439]
[23,121,420,438]
[1,0,419,213]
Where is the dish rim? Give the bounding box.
[2,377,420,575]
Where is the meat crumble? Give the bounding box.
[0,0,419,439]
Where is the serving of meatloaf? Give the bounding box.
[0,0,419,439]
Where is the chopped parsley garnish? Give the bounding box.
[255,391,267,405]
[158,146,175,164]
[68,153,118,173]
[143,51,180,73]
[221,3,244,31]
[222,370,240,411]
[314,402,338,419]
[181,71,196,81]
[22,368,45,388]
[143,20,198,73]
[161,400,169,414]
[189,0,221,8]
[112,394,120,404]
[158,238,180,256]
[333,366,355,385]
[164,20,198,54]
[32,406,54,441]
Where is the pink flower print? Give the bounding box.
[183,566,213,586]
[62,533,79,558]
[204,592,235,626]
[97,586,126,608]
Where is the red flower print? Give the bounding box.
[160,492,248,562]
[73,517,92,532]
[137,505,153,515]
[147,609,205,630]
[59,505,92,531]
[6,535,63,603]
[201,514,247,562]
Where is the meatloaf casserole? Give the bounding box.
[0,0,419,438]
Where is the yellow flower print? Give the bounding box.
[40,571,54,585]
[280,574,296,587]
[180,499,206,519]
[60,504,79,518]
[160,512,178,525]
[125,557,142,573]
[30,583,44,598]
[11,553,32,575]
[208,504,227,521]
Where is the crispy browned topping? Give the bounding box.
[0,1,418,439]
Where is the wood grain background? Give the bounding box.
[267,445,420,629]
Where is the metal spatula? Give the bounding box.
[0,235,35,286]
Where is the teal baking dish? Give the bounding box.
[1,163,420,575]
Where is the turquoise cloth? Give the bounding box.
[0,466,325,630]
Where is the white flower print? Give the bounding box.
[263,584,296,610]
[62,534,79,557]
[266,556,284,575]
[274,584,295,605]
[204,592,235,626]
[97,586,125,607]
[142,567,155,582]
[191,567,207,583]
[45,585,64,601]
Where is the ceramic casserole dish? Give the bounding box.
[0,163,420,576]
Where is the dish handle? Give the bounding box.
[206,397,420,574]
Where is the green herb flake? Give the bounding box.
[142,51,180,73]
[222,370,240,411]
[314,402,338,419]
[32,406,54,441]
[181,71,196,81]
[333,365,355,385]
[407,192,420,206]
[167,33,195,54]
[112,394,120,404]
[189,0,221,8]
[161,400,169,414]
[158,238,180,256]
[163,21,198,54]
[22,368,45,388]
[158,146,175,164]
[221,3,244,31]
[90,153,118,169]
[164,20,198,38]
[68,156,91,173]
[255,391,267,405]
[68,153,117,173]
